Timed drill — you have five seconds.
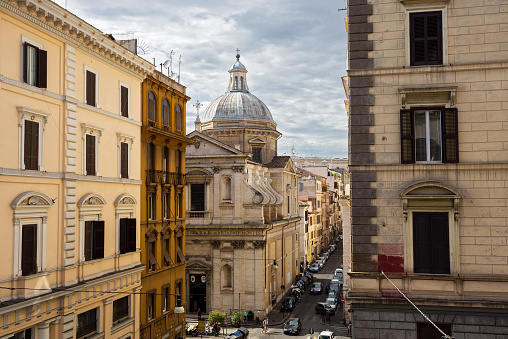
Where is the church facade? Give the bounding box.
[184,55,301,317]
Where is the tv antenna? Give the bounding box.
[137,40,150,55]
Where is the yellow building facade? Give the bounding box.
[139,71,193,339]
[0,0,154,338]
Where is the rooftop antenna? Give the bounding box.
[162,59,171,77]
[291,139,297,156]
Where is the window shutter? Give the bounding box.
[177,244,185,263]
[23,43,28,83]
[121,142,129,178]
[85,221,93,260]
[127,218,137,253]
[413,213,432,273]
[163,103,170,126]
[442,107,458,163]
[93,221,105,259]
[21,224,37,275]
[431,213,450,274]
[86,71,96,106]
[121,86,129,117]
[38,49,48,88]
[86,135,96,176]
[119,218,127,254]
[410,12,442,66]
[24,120,39,170]
[400,109,414,164]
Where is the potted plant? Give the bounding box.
[231,312,241,327]
[208,310,226,327]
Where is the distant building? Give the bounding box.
[185,54,300,316]
[347,0,508,337]
[0,0,154,337]
[139,71,193,339]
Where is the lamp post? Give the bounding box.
[174,295,184,314]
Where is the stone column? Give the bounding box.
[37,321,50,339]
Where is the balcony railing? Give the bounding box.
[146,170,186,186]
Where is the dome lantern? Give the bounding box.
[227,52,249,92]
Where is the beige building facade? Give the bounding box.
[347,0,508,337]
[0,0,154,337]
[184,55,301,317]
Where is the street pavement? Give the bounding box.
[188,237,350,339]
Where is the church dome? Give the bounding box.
[201,54,275,124]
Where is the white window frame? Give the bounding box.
[81,124,104,176]
[77,193,106,262]
[21,35,44,86]
[84,65,99,107]
[76,307,100,339]
[11,192,53,278]
[17,107,49,171]
[404,4,448,67]
[112,295,131,325]
[119,81,131,118]
[117,133,135,179]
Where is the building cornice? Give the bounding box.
[1,0,155,77]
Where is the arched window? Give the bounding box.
[234,76,238,90]
[148,92,156,122]
[222,265,232,288]
[222,177,232,201]
[240,76,244,90]
[175,104,182,131]
[162,99,170,127]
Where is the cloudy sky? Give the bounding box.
[54,0,349,158]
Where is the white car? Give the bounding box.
[325,297,338,310]
[318,330,336,339]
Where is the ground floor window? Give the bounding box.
[113,296,130,324]
[77,308,98,338]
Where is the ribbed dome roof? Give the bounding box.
[202,91,274,122]
[201,54,275,124]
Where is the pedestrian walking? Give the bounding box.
[265,316,269,333]
[256,311,260,325]
[262,318,267,333]
[197,308,202,320]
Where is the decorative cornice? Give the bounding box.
[211,240,222,249]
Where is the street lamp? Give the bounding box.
[174,295,184,314]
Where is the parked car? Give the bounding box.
[329,283,340,294]
[318,330,336,339]
[310,282,323,295]
[283,318,302,335]
[309,264,319,273]
[327,291,339,303]
[334,268,343,276]
[325,297,338,310]
[331,278,340,286]
[281,297,296,312]
[315,302,336,316]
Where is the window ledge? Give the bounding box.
[79,332,104,339]
[14,271,51,280]
[111,318,134,334]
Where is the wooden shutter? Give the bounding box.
[121,86,129,117]
[431,213,450,274]
[24,120,39,170]
[121,142,129,178]
[163,101,170,126]
[400,109,414,164]
[410,11,442,66]
[119,218,127,254]
[86,134,96,176]
[177,241,185,263]
[93,221,105,259]
[38,49,47,88]
[148,93,156,121]
[86,71,96,106]
[176,105,182,130]
[23,43,28,83]
[127,218,136,253]
[414,212,449,274]
[85,221,93,260]
[21,224,37,275]
[413,213,432,273]
[442,108,458,163]
[164,245,172,265]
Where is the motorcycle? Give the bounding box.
[186,322,199,337]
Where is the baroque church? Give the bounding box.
[184,54,301,317]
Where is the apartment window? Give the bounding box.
[82,124,103,176]
[119,218,136,254]
[23,41,47,88]
[84,220,105,261]
[148,192,156,220]
[176,193,182,219]
[176,228,185,264]
[21,224,37,276]
[148,92,156,122]
[190,184,205,211]
[148,143,155,171]
[147,291,155,320]
[162,99,170,128]
[113,296,130,324]
[120,142,129,178]
[163,192,171,220]
[85,69,98,107]
[417,323,451,339]
[76,308,98,338]
[252,148,262,163]
[410,11,443,66]
[18,107,49,171]
[287,196,290,214]
[163,234,172,267]
[175,104,182,131]
[10,328,33,338]
[400,107,458,164]
[148,239,157,271]
[162,285,170,313]
[120,84,130,118]
[413,212,450,274]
